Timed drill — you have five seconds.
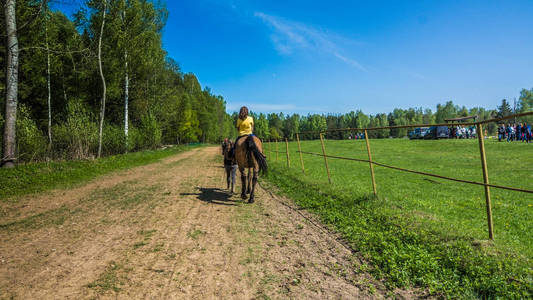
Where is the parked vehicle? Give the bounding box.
[409,127,429,139]
[424,126,450,139]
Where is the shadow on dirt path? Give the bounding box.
[180,187,243,206]
[0,146,423,299]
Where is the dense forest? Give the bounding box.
[1,0,235,166]
[246,93,533,141]
[1,1,533,166]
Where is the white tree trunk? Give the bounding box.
[123,0,129,150]
[97,0,107,158]
[2,0,19,168]
[124,49,129,149]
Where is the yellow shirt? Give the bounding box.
[237,116,254,136]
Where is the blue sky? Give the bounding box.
[58,0,533,115]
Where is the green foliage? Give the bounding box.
[52,100,98,159]
[252,98,511,141]
[138,112,162,149]
[265,139,533,298]
[2,1,233,164]
[254,113,270,140]
[16,104,47,161]
[519,88,533,124]
[102,123,127,155]
[497,99,513,118]
[269,127,281,140]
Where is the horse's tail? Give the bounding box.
[247,136,268,174]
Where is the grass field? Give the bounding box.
[0,144,201,201]
[263,138,533,298]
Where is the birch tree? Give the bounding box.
[45,8,52,147]
[122,0,129,149]
[2,0,19,168]
[97,0,107,158]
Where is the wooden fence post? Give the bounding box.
[477,123,494,240]
[296,133,305,173]
[285,138,291,168]
[364,130,377,196]
[319,133,332,184]
[275,139,279,162]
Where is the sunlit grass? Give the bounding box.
[0,144,201,201]
[264,138,533,298]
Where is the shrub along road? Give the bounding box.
[0,147,419,299]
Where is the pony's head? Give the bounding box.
[223,141,234,161]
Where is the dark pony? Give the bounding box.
[222,140,237,194]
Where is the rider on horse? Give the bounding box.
[235,106,254,150]
[232,106,267,203]
[231,106,256,159]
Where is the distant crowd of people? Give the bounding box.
[450,126,476,139]
[498,123,532,143]
[348,133,365,140]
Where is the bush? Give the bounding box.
[126,126,142,152]
[52,100,98,160]
[102,123,126,156]
[138,112,162,149]
[16,104,47,162]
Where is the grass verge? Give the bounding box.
[263,139,532,298]
[0,144,200,201]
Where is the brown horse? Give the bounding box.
[234,135,267,203]
[222,141,237,194]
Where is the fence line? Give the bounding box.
[294,150,533,194]
[264,111,533,240]
[285,138,291,168]
[319,133,332,184]
[296,134,305,173]
[364,129,377,196]
[296,111,533,134]
[477,123,494,239]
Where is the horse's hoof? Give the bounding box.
[248,197,255,204]
[241,194,247,200]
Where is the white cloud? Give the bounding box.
[254,12,367,72]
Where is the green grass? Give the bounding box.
[263,138,533,298]
[0,145,200,201]
[87,261,129,293]
[0,205,75,231]
[187,228,206,240]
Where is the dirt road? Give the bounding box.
[0,147,410,299]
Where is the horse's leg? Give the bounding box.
[230,166,236,194]
[249,168,258,203]
[240,167,247,200]
[246,168,252,194]
[225,166,230,189]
